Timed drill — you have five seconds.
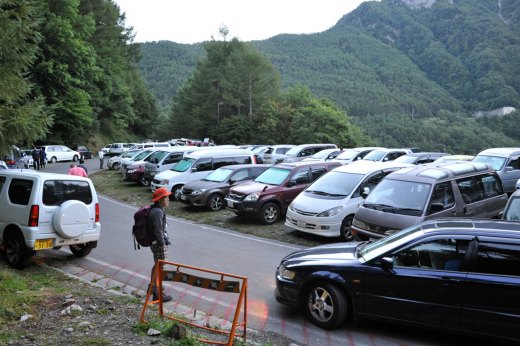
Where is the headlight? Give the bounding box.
[317,206,343,217]
[192,189,206,195]
[278,264,296,280]
[160,179,169,185]
[244,192,259,201]
[288,203,294,211]
[128,169,137,173]
[352,218,368,230]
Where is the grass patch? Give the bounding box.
[90,169,334,247]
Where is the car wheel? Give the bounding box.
[207,194,224,211]
[339,216,354,242]
[304,281,348,329]
[73,155,79,162]
[171,185,183,201]
[260,202,280,225]
[112,162,120,170]
[50,156,57,163]
[53,200,90,238]
[5,231,33,269]
[69,244,93,258]
[138,175,150,186]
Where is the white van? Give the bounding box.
[285,161,412,241]
[150,149,256,199]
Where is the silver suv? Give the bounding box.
[0,170,101,269]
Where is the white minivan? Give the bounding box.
[150,149,256,200]
[285,161,412,241]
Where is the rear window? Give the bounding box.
[43,180,93,206]
[9,179,34,205]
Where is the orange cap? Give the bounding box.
[152,187,171,202]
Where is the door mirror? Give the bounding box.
[228,179,235,185]
[361,187,370,199]
[505,166,514,172]
[191,167,197,172]
[380,257,395,273]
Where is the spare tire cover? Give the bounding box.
[53,200,91,238]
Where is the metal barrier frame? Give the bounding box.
[140,260,248,345]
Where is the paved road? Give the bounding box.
[32,158,476,346]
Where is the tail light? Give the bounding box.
[95,203,100,222]
[29,205,39,227]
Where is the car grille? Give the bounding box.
[364,221,393,235]
[182,187,194,195]
[293,207,319,216]
[227,192,246,200]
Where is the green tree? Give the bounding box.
[0,0,52,154]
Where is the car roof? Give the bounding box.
[420,218,520,239]
[218,164,272,170]
[476,147,520,157]
[0,169,90,181]
[401,152,449,157]
[386,161,494,183]
[332,160,413,174]
[273,161,341,169]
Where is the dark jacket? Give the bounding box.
[147,202,170,246]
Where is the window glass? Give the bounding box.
[194,158,212,172]
[230,169,249,182]
[429,182,455,213]
[164,153,183,165]
[356,172,383,197]
[363,150,386,161]
[251,167,268,178]
[508,158,520,170]
[43,180,93,206]
[310,167,327,181]
[9,179,33,205]
[0,176,6,193]
[457,176,485,203]
[475,242,520,276]
[393,239,469,271]
[172,158,195,172]
[504,196,520,221]
[290,169,310,185]
[235,156,252,164]
[213,157,235,169]
[481,174,504,197]
[307,171,363,197]
[473,155,507,171]
[299,149,313,157]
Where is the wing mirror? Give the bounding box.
[361,187,370,199]
[380,257,395,273]
[429,202,444,213]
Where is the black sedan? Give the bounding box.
[74,145,93,159]
[275,218,520,343]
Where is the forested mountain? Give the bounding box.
[139,0,520,154]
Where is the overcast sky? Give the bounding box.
[113,0,368,44]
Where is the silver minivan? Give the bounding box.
[473,147,520,194]
[351,161,508,239]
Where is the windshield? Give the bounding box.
[284,146,302,157]
[204,168,233,182]
[364,179,431,214]
[252,147,268,154]
[504,196,520,221]
[305,171,363,197]
[148,151,169,163]
[310,149,334,159]
[255,167,291,185]
[133,150,153,161]
[394,155,418,164]
[363,150,386,161]
[359,225,422,261]
[472,155,507,171]
[335,149,360,160]
[171,158,195,172]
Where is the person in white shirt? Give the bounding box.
[98,149,104,169]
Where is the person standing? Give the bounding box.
[32,148,40,170]
[148,187,173,302]
[68,164,88,177]
[78,159,88,175]
[98,148,104,169]
[39,148,47,169]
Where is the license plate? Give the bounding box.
[297,220,307,228]
[227,200,234,208]
[180,195,187,201]
[34,239,53,250]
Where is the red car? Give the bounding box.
[123,165,149,186]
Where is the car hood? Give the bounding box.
[282,242,361,267]
[184,179,227,190]
[231,181,275,194]
[292,192,350,212]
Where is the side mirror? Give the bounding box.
[191,167,198,172]
[287,180,296,187]
[429,202,444,213]
[380,257,395,273]
[361,187,370,199]
[505,166,514,172]
[228,179,235,185]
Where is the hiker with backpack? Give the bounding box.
[147,187,173,302]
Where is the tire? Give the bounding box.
[260,202,280,225]
[207,193,224,211]
[339,216,355,242]
[69,244,93,258]
[73,155,79,162]
[5,231,33,269]
[138,175,150,186]
[304,281,348,329]
[50,156,57,163]
[112,162,120,170]
[171,185,183,201]
[52,200,90,238]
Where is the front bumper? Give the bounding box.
[274,275,300,309]
[179,193,206,207]
[224,198,259,216]
[285,210,341,238]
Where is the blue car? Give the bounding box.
[275,218,520,343]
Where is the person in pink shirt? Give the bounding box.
[68,164,88,177]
